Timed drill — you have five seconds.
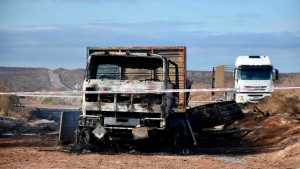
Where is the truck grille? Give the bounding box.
[244,86,267,91]
[85,94,162,104]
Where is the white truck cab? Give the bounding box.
[234,56,278,103]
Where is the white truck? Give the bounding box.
[234,56,279,103]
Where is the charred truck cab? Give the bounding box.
[78,50,175,143]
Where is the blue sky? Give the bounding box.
[0,0,300,72]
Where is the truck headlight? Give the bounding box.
[239,96,244,101]
[160,120,166,128]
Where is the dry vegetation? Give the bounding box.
[0,82,19,116]
[0,96,19,116]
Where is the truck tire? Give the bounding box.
[58,111,80,145]
[75,127,92,145]
[167,114,193,154]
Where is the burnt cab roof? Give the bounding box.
[88,52,165,69]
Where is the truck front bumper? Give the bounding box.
[235,93,272,103]
[78,115,166,140]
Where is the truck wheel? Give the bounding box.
[58,111,80,145]
[72,127,95,152]
[75,128,91,145]
[167,122,192,154]
[168,130,191,155]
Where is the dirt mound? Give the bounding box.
[244,92,300,117]
[237,115,300,147]
[269,142,300,166]
[243,91,300,118]
[237,92,300,147]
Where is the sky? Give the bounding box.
[0,0,299,72]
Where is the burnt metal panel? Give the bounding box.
[87,46,187,112]
[215,65,225,88]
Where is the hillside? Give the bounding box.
[0,67,84,92]
[53,68,84,90]
[0,67,51,92]
[0,67,299,92]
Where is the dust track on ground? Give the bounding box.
[48,70,68,90]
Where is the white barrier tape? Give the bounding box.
[189,101,222,103]
[0,91,81,96]
[83,88,235,94]
[0,88,234,96]
[274,87,300,90]
[0,86,300,97]
[15,94,81,98]
[0,91,79,95]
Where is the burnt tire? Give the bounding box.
[75,127,93,145]
[187,101,244,131]
[72,127,97,152]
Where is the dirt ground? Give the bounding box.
[1,92,300,169]
[0,135,300,169]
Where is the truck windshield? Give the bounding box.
[88,56,164,81]
[238,68,272,80]
[96,64,120,80]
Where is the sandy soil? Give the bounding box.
[1,87,300,169]
[0,135,300,169]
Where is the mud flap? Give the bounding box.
[132,127,149,140]
[58,111,80,145]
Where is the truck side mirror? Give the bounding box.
[275,69,279,80]
[234,68,238,82]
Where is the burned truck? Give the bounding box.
[75,47,188,145]
[59,46,243,148]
